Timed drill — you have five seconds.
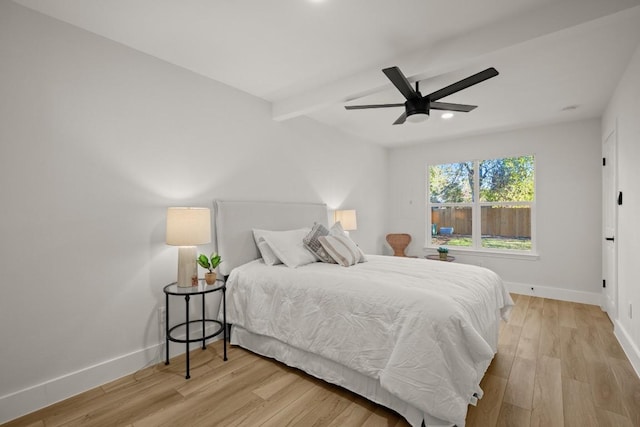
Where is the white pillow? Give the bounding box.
[329,221,347,236]
[318,234,367,267]
[260,228,318,268]
[252,229,282,266]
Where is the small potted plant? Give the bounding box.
[197,252,222,284]
[437,246,449,261]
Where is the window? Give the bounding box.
[427,155,535,253]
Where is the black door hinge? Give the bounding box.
[618,191,623,205]
[603,157,606,166]
[603,279,606,288]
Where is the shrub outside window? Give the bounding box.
[427,155,535,252]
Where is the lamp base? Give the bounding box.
[177,246,198,287]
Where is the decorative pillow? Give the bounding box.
[329,221,367,262]
[318,234,367,267]
[303,223,336,264]
[261,228,318,268]
[329,221,347,236]
[252,229,282,266]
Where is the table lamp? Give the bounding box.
[166,207,211,287]
[334,209,357,235]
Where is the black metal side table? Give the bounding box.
[425,254,456,262]
[163,278,227,379]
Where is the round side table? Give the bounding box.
[163,279,227,379]
[425,255,456,262]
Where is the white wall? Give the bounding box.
[388,120,602,302]
[0,2,387,422]
[603,41,640,372]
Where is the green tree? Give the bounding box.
[429,155,534,203]
[479,156,534,202]
[429,161,473,203]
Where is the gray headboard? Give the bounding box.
[213,200,329,276]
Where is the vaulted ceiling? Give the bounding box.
[12,0,640,146]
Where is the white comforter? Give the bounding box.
[226,255,513,426]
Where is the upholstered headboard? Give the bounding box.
[213,200,329,276]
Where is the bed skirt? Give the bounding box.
[230,325,458,427]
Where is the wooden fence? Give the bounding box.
[431,207,531,238]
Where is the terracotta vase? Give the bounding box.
[205,272,217,285]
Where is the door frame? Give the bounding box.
[602,126,618,319]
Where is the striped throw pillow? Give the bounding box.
[318,234,366,267]
[303,223,336,264]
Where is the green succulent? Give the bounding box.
[437,247,449,254]
[197,252,222,273]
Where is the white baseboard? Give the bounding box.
[0,332,222,424]
[504,281,603,306]
[613,320,640,378]
[0,344,160,424]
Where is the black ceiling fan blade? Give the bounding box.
[393,112,407,125]
[345,103,405,110]
[382,66,417,101]
[427,67,499,102]
[430,102,477,112]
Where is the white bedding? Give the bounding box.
[226,255,513,427]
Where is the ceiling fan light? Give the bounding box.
[406,112,429,123]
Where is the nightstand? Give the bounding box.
[163,279,227,379]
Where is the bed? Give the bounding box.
[214,200,513,427]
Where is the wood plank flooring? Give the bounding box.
[467,294,640,427]
[3,295,639,427]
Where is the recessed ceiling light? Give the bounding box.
[441,112,454,119]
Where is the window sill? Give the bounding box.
[423,247,539,261]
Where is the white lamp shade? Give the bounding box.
[166,207,211,246]
[335,209,357,231]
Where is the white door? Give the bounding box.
[602,129,618,319]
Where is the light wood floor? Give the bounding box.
[467,294,640,427]
[4,295,640,427]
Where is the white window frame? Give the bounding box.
[425,155,537,257]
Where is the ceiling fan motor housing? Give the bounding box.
[406,97,430,120]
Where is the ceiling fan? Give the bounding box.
[345,66,499,125]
